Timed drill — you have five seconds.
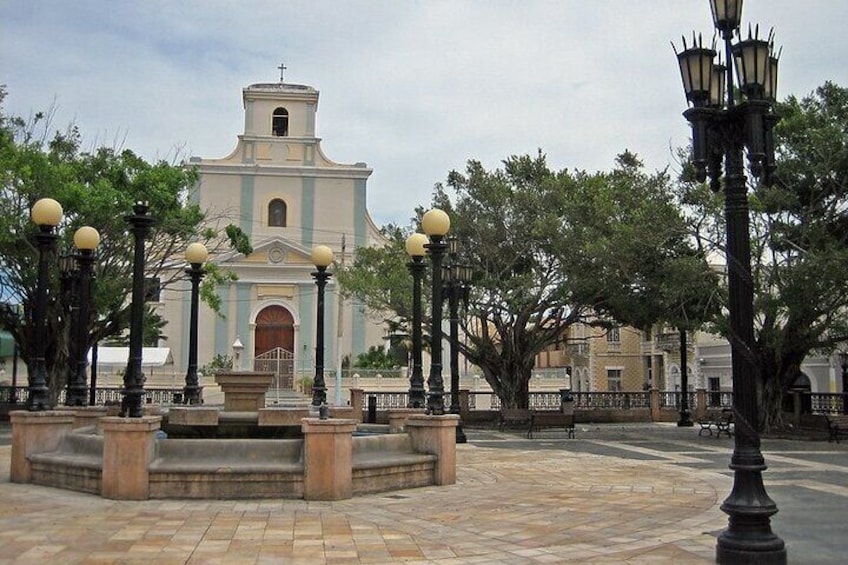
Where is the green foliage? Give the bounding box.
[563,151,720,332]
[199,353,233,376]
[335,224,418,325]
[339,149,710,408]
[680,81,848,430]
[0,89,249,401]
[353,345,399,369]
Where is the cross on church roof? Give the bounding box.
[278,62,287,83]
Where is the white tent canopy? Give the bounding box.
[87,347,173,367]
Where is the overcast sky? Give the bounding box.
[2,1,845,227]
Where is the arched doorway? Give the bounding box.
[254,305,295,389]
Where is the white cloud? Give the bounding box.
[2,0,846,226]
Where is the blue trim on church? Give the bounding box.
[236,283,251,358]
[240,176,254,233]
[301,177,315,247]
[214,284,230,359]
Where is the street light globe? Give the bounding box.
[73,226,101,250]
[422,208,450,237]
[31,198,63,227]
[312,244,334,268]
[405,233,428,257]
[185,242,209,265]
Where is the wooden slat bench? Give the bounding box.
[498,409,531,432]
[826,414,848,444]
[527,410,575,439]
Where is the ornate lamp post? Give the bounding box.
[66,226,100,406]
[28,198,63,411]
[405,233,428,409]
[121,202,156,418]
[311,244,333,407]
[445,236,472,443]
[675,1,786,562]
[839,352,848,415]
[422,208,450,415]
[183,242,208,405]
[677,328,693,427]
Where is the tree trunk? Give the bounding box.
[758,347,804,433]
[476,344,534,409]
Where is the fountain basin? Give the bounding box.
[11,408,457,501]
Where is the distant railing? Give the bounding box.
[573,391,650,410]
[364,391,411,409]
[462,391,653,411]
[0,386,183,407]
[809,393,847,415]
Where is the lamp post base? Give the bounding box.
[717,533,786,565]
[716,448,786,565]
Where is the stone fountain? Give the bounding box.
[10,372,454,501]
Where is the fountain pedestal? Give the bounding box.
[214,371,274,411]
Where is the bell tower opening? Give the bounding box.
[272,107,289,137]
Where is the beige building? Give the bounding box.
[536,322,697,393]
[158,78,387,389]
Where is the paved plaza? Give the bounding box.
[0,421,845,564]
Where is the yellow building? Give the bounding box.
[536,322,696,393]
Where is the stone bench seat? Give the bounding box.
[353,450,437,470]
[351,434,437,495]
[149,438,304,473]
[29,427,103,469]
[29,428,104,493]
[149,438,305,499]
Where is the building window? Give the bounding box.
[607,327,621,343]
[607,369,622,392]
[268,199,287,227]
[272,107,289,136]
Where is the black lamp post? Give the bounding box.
[27,198,63,411]
[422,208,450,415]
[405,233,428,409]
[445,237,471,443]
[311,244,333,407]
[675,1,786,562]
[677,328,693,426]
[839,352,848,415]
[66,226,100,406]
[121,202,156,418]
[183,242,208,405]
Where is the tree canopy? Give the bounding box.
[340,150,716,408]
[679,81,848,430]
[0,87,250,401]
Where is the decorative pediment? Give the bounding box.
[217,236,313,266]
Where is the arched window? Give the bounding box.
[268,199,287,227]
[272,107,289,136]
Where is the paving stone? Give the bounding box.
[1,423,847,563]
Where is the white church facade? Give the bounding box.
[158,78,387,389]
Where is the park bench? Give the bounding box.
[697,409,733,438]
[527,410,575,439]
[498,408,531,431]
[825,414,848,444]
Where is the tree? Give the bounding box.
[0,88,250,402]
[680,82,848,431]
[340,150,705,409]
[561,151,720,337]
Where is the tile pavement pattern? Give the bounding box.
[1,423,845,564]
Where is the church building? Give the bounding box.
[158,75,387,390]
